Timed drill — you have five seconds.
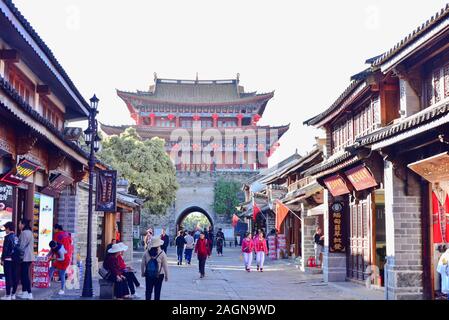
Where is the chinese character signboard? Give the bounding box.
[323,174,350,197]
[0,159,39,186]
[345,165,377,191]
[329,202,346,253]
[96,170,117,212]
[0,183,13,280]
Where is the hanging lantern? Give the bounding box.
[150,113,155,118]
[253,114,261,123]
[168,114,175,121]
[236,114,244,120]
[212,114,219,120]
[193,115,200,121]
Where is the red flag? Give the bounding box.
[232,214,240,227]
[275,200,290,232]
[253,200,261,222]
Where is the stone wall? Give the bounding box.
[301,209,317,271]
[384,160,424,300]
[121,211,134,263]
[145,171,257,238]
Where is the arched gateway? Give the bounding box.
[176,206,214,233]
[100,75,289,237]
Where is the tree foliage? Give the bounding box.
[98,128,178,216]
[213,178,241,219]
[181,213,211,231]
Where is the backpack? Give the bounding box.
[11,235,23,262]
[145,252,162,279]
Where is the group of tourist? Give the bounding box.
[0,222,73,300]
[241,230,269,272]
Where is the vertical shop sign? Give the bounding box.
[329,202,346,253]
[32,257,50,288]
[0,183,13,285]
[96,170,117,212]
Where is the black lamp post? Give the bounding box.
[81,95,101,298]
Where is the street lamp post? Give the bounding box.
[81,95,101,298]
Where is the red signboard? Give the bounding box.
[323,174,350,197]
[32,257,50,288]
[345,165,377,192]
[41,173,74,197]
[0,159,39,186]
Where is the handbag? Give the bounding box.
[98,266,111,280]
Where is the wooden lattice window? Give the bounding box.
[5,63,35,107]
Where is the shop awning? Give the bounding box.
[408,152,449,183]
[308,203,326,216]
[0,159,40,186]
[41,173,74,197]
[344,164,377,192]
[323,174,350,197]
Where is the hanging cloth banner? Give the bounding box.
[275,200,290,232]
[252,200,261,222]
[323,174,350,197]
[96,170,117,212]
[344,165,377,191]
[232,214,240,227]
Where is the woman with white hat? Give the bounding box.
[141,236,169,300]
[117,242,140,298]
[103,243,131,299]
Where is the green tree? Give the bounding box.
[98,128,179,221]
[181,213,211,231]
[213,178,241,219]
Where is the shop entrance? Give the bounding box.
[347,191,386,286]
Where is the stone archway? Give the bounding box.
[176,206,214,233]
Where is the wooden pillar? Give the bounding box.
[25,183,35,222]
[104,213,116,247]
[176,116,180,127]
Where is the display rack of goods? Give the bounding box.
[268,235,277,260]
[32,257,50,288]
[277,234,287,259]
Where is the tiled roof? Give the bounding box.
[355,101,449,147]
[0,75,90,162]
[2,0,90,112]
[303,79,365,127]
[372,3,449,68]
[303,151,356,177]
[117,77,274,106]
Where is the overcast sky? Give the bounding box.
[13,0,449,166]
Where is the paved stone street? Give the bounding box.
[128,246,384,300]
[3,246,384,300]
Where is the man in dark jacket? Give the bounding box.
[175,230,187,265]
[208,227,214,252]
[215,228,225,256]
[1,222,20,300]
[160,228,169,253]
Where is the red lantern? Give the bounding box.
[150,113,155,118]
[168,114,175,121]
[212,114,219,120]
[253,114,261,123]
[236,114,244,120]
[193,115,200,121]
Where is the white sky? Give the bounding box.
[13,0,449,166]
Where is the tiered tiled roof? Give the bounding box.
[1,0,90,114]
[117,77,274,107]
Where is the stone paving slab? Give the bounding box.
[0,247,385,300]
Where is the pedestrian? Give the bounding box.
[194,232,211,278]
[144,228,153,250]
[0,222,20,300]
[175,230,186,265]
[216,228,225,256]
[141,237,169,300]
[17,219,34,300]
[242,232,254,272]
[53,224,73,258]
[184,231,195,265]
[47,240,70,295]
[104,243,130,299]
[314,227,324,268]
[117,242,140,299]
[254,230,268,272]
[194,229,201,243]
[208,227,214,252]
[160,228,170,254]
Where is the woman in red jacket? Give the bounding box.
[103,244,130,299]
[194,232,211,278]
[253,230,268,272]
[241,232,254,272]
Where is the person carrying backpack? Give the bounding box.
[1,222,21,300]
[141,236,168,300]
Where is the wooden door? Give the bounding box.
[348,196,372,281]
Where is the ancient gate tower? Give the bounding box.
[101,74,289,236]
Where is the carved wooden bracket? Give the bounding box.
[48,150,66,171]
[16,131,38,155]
[394,65,422,98]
